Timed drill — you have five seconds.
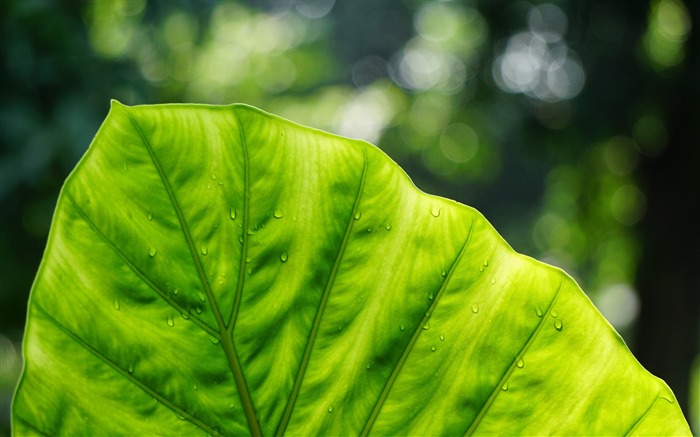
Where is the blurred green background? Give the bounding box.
[1,0,698,433]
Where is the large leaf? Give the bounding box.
[12,102,690,436]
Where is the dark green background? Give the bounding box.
[1,0,698,433]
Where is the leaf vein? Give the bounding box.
[125,109,262,436]
[360,208,477,436]
[14,415,50,437]
[65,191,219,339]
[463,274,565,436]
[623,388,662,436]
[275,145,369,436]
[33,303,221,436]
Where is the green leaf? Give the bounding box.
[12,102,690,436]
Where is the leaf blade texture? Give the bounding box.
[12,102,691,436]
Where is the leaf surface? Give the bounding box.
[12,102,691,436]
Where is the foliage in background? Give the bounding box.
[1,0,698,434]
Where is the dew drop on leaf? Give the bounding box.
[422,320,431,330]
[228,402,235,410]
[238,235,244,244]
[195,306,202,314]
[128,364,134,374]
[365,363,371,370]
[180,312,189,320]
[201,246,208,256]
[273,209,284,218]
[230,208,236,220]
[441,269,447,277]
[245,256,251,263]
[430,206,441,217]
[551,310,558,318]
[112,299,120,310]
[176,413,185,420]
[385,223,392,230]
[172,288,179,296]
[354,211,361,220]
[280,252,288,262]
[517,358,524,368]
[148,247,157,257]
[208,336,219,345]
[197,292,206,302]
[554,320,563,331]
[428,292,434,300]
[501,382,508,391]
[366,227,372,233]
[166,316,174,327]
[490,278,496,285]
[400,323,405,331]
[439,333,445,341]
[471,304,479,314]
[147,213,153,221]
[193,384,198,391]
[328,405,334,413]
[479,266,484,272]
[484,260,489,267]
[430,345,437,352]
[535,307,543,317]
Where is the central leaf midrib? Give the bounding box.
[126,110,261,437]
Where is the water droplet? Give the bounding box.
[148,247,157,257]
[211,174,217,180]
[166,316,175,327]
[400,323,406,331]
[483,260,489,267]
[535,307,543,317]
[422,320,431,330]
[430,345,437,352]
[126,363,134,374]
[551,310,558,318]
[228,402,235,409]
[176,413,186,420]
[201,246,208,256]
[441,269,447,277]
[554,320,563,331]
[471,304,479,314]
[501,382,508,391]
[385,223,392,230]
[428,292,434,300]
[180,312,189,320]
[173,288,179,296]
[354,211,362,220]
[147,213,153,221]
[245,256,251,263]
[479,266,484,272]
[430,206,441,217]
[193,384,198,391]
[197,292,206,302]
[365,227,372,233]
[517,358,524,368]
[328,405,334,413]
[112,299,120,310]
[280,252,288,262]
[365,363,371,370]
[230,208,236,220]
[273,209,284,218]
[490,278,496,285]
[195,306,203,314]
[153,397,158,405]
[439,333,445,341]
[238,235,244,244]
[207,183,212,189]
[247,227,255,235]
